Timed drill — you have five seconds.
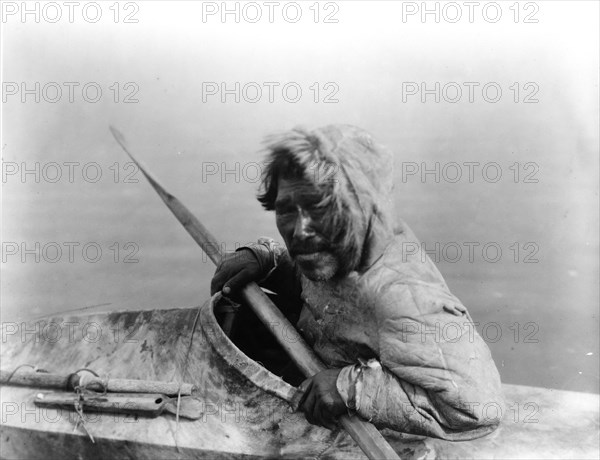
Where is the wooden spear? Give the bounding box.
[109,126,401,460]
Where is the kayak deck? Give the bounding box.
[1,301,598,459]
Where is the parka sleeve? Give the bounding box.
[336,282,504,440]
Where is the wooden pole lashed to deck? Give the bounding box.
[0,370,194,395]
[110,126,401,460]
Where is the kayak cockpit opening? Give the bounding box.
[216,293,305,387]
[199,293,301,402]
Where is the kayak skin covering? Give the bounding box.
[1,299,598,459]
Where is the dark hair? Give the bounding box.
[255,126,374,275]
[257,149,306,210]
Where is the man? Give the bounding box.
[211,125,503,439]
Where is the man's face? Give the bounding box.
[275,175,340,281]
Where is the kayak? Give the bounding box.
[1,295,598,459]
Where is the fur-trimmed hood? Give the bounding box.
[263,124,395,274]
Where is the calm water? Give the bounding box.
[2,2,598,394]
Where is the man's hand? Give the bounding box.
[210,249,265,301]
[296,368,346,430]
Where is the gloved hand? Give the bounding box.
[210,249,266,301]
[295,368,346,430]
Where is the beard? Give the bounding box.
[292,251,340,281]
